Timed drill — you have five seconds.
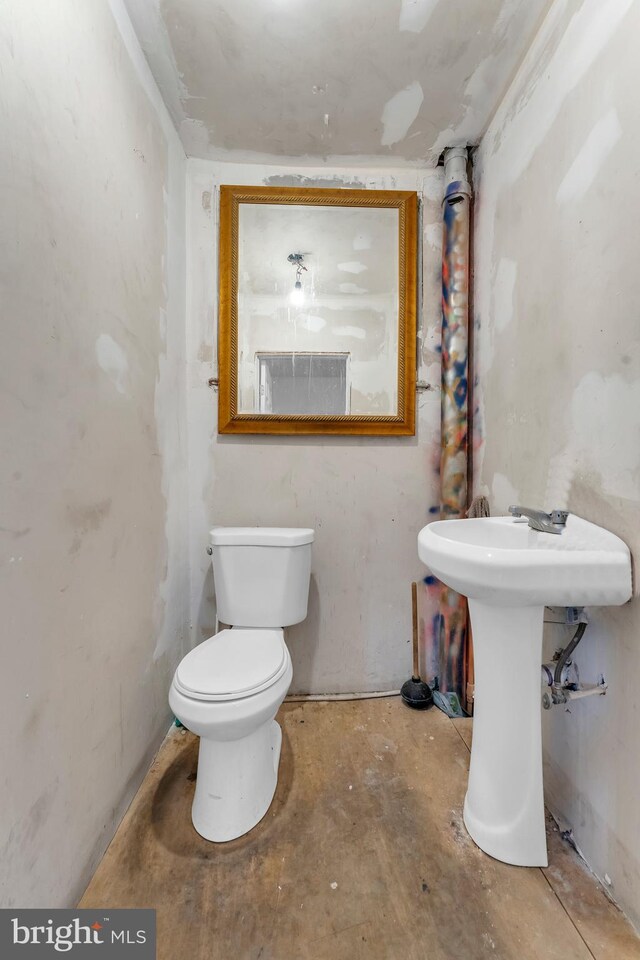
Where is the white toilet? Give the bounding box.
[169,526,314,842]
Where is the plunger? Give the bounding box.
[401,581,434,709]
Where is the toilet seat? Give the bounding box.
[173,629,288,702]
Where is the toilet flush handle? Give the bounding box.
[207,546,213,556]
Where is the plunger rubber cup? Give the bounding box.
[401,676,434,709]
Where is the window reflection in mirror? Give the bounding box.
[256,352,350,415]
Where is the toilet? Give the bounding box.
[169,526,314,842]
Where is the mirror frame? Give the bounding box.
[218,185,417,435]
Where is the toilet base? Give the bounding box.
[192,719,283,842]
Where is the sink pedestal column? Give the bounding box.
[464,600,548,867]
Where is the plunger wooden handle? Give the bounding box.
[411,581,419,678]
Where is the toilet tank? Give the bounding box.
[209,527,314,627]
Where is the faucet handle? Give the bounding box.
[509,505,569,526]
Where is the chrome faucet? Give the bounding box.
[508,505,569,535]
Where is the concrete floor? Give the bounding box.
[80,699,640,959]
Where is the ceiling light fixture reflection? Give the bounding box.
[287,252,307,306]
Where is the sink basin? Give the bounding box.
[418,514,632,867]
[418,514,632,607]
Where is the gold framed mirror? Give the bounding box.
[218,185,417,435]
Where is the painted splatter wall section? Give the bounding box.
[474,0,640,927]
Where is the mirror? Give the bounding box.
[218,186,417,435]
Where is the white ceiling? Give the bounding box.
[124,0,552,166]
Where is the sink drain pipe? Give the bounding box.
[541,621,608,708]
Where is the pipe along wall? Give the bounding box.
[436,147,472,698]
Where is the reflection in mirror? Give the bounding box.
[257,353,350,415]
[218,185,417,436]
[237,203,399,416]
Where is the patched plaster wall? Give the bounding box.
[474,0,640,926]
[124,0,552,166]
[187,160,443,694]
[0,0,188,907]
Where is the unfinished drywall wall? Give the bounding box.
[0,0,187,907]
[474,0,640,926]
[187,160,443,693]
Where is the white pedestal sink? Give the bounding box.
[418,514,632,867]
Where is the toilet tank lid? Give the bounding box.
[209,526,314,547]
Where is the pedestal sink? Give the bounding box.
[418,514,632,867]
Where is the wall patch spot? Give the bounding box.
[300,314,327,333]
[263,174,366,189]
[556,109,622,205]
[198,342,213,363]
[491,473,520,513]
[380,81,424,147]
[425,222,442,251]
[332,326,366,340]
[399,0,440,34]
[95,334,129,394]
[67,498,113,538]
[493,258,517,332]
[337,261,368,275]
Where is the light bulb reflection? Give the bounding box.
[290,281,304,306]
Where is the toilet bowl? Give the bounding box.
[169,628,293,842]
[170,527,313,842]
